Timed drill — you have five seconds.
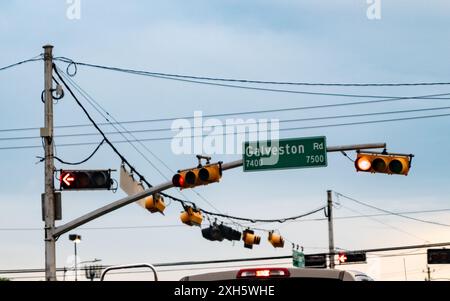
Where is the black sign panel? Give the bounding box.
[305,254,327,268]
[428,249,450,264]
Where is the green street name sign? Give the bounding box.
[293,250,305,268]
[243,136,327,172]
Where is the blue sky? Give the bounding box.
[1,0,450,280]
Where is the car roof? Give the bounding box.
[180,268,357,281]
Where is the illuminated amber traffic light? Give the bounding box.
[180,206,203,226]
[144,194,166,214]
[172,163,222,189]
[268,232,285,248]
[242,229,261,249]
[355,152,411,175]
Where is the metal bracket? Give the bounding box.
[40,127,51,138]
[196,154,211,167]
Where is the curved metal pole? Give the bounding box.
[100,263,158,281]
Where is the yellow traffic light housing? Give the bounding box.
[198,164,222,184]
[355,151,412,175]
[144,194,166,214]
[180,206,203,226]
[172,161,222,189]
[242,229,261,249]
[268,231,285,248]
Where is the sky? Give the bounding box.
[1,0,450,281]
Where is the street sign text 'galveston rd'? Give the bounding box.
[243,136,327,172]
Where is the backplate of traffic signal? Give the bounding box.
[355,151,413,176]
[59,169,113,190]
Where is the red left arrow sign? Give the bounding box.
[62,173,75,186]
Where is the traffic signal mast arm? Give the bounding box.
[52,142,386,238]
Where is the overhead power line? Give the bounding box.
[52,65,326,230]
[2,105,450,142]
[54,57,450,87]
[2,241,450,277]
[0,56,43,72]
[2,89,450,134]
[336,192,450,228]
[2,208,449,231]
[2,111,450,151]
[56,65,248,231]
[339,204,429,243]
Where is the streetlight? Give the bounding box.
[69,234,81,281]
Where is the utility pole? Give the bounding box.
[74,242,78,281]
[42,45,56,281]
[403,257,408,281]
[327,190,335,269]
[424,265,433,281]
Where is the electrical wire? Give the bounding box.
[336,192,450,228]
[56,66,242,230]
[2,88,450,134]
[2,207,450,231]
[0,55,43,72]
[339,204,430,243]
[36,139,105,165]
[56,67,170,181]
[200,206,326,224]
[53,57,450,87]
[2,110,450,151]
[3,105,450,141]
[53,65,327,232]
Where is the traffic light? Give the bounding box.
[219,224,241,241]
[144,194,166,214]
[180,206,203,226]
[242,229,261,249]
[355,152,412,175]
[305,254,327,268]
[59,170,113,190]
[268,232,285,248]
[202,224,224,242]
[427,249,450,264]
[337,252,367,264]
[172,163,222,189]
[202,224,242,242]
